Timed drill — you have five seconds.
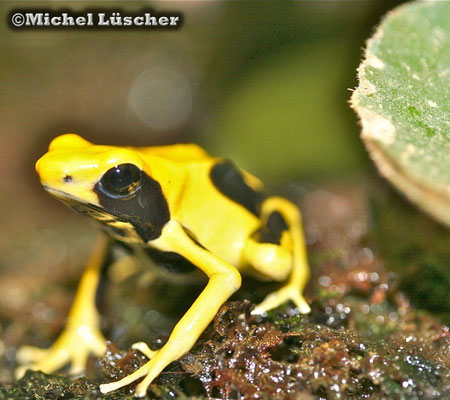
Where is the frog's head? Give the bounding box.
[36,134,170,242]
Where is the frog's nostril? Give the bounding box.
[63,175,73,183]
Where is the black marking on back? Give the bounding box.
[144,247,196,274]
[257,211,289,245]
[94,171,170,242]
[210,160,262,216]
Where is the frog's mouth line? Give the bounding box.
[43,185,86,202]
[43,186,97,208]
[42,185,119,223]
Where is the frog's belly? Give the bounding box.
[144,247,197,274]
[144,236,248,276]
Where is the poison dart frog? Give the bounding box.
[16,134,310,397]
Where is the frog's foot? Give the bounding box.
[16,325,106,378]
[100,348,159,397]
[97,342,157,397]
[131,342,157,359]
[100,341,178,398]
[100,360,151,397]
[251,285,311,315]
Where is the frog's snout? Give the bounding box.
[35,150,101,206]
[35,156,48,187]
[35,153,47,180]
[35,152,73,188]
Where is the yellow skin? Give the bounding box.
[16,134,310,397]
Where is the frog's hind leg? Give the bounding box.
[250,196,311,315]
[242,232,292,283]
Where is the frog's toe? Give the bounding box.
[251,292,280,315]
[14,365,30,379]
[131,342,157,359]
[68,350,90,375]
[99,362,151,394]
[251,286,311,315]
[291,292,311,314]
[15,347,70,379]
[15,365,31,380]
[135,375,153,398]
[16,345,48,364]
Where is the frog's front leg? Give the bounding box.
[100,220,241,397]
[16,236,110,378]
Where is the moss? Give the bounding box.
[179,298,448,399]
[1,182,448,399]
[0,370,125,400]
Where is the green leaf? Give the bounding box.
[351,1,450,226]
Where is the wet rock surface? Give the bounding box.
[0,183,448,399]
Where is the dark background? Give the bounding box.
[0,0,403,281]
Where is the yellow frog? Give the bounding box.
[16,134,310,397]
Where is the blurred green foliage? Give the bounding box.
[370,190,450,323]
[206,40,366,181]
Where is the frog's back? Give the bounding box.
[137,143,213,163]
[138,143,265,212]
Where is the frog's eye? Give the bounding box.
[99,163,142,197]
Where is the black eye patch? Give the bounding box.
[94,170,170,242]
